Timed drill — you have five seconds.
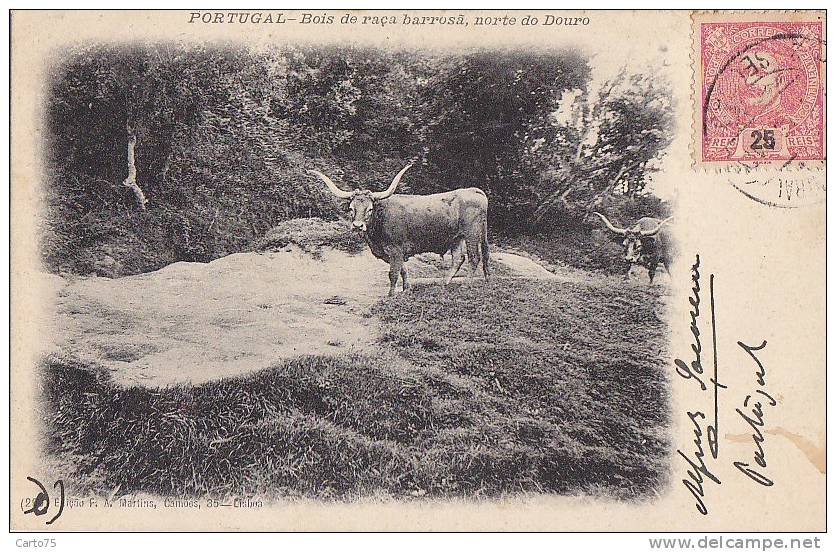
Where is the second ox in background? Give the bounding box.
[310,165,491,296]
[594,212,674,284]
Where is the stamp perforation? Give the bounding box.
[690,10,825,170]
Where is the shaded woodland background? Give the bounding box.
[42,43,674,277]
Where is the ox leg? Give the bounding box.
[464,236,481,279]
[445,240,467,285]
[480,221,491,281]
[648,267,656,284]
[400,264,409,292]
[388,256,404,297]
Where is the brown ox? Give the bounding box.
[309,164,491,296]
[594,212,674,284]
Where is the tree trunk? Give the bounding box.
[532,182,574,223]
[122,132,148,210]
[581,163,629,223]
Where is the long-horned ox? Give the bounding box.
[309,165,491,296]
[593,212,674,284]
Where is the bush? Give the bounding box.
[42,44,671,277]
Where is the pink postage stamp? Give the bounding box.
[695,13,825,165]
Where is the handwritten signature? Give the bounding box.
[675,255,778,515]
[674,255,727,515]
[22,476,65,525]
[733,340,776,487]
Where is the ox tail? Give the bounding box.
[480,218,491,280]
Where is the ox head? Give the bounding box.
[308,165,413,233]
[593,212,672,263]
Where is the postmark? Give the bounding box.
[693,13,825,166]
[726,171,825,208]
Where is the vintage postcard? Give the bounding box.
[9,10,826,533]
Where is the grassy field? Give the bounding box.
[41,269,671,501]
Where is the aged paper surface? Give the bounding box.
[10,10,825,532]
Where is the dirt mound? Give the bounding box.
[253,217,366,257]
[489,252,557,279]
[47,242,558,388]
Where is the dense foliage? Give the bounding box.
[43,43,673,276]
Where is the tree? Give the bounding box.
[44,44,325,270]
[43,43,672,277]
[47,44,245,208]
[268,46,433,189]
[531,67,675,226]
[416,50,592,225]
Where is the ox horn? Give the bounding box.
[371,164,413,200]
[640,216,674,237]
[593,212,627,235]
[308,170,354,200]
